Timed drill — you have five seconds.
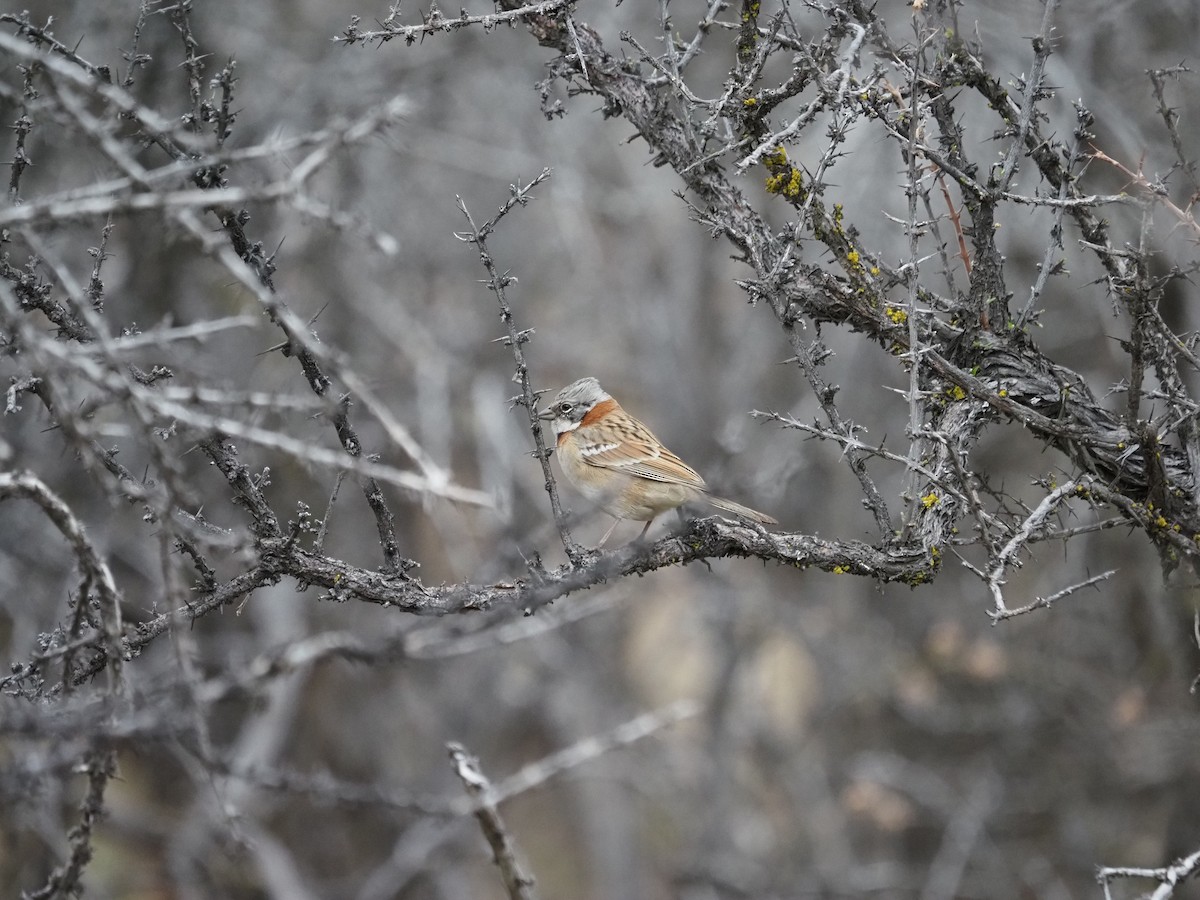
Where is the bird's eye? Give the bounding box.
[559,402,573,414]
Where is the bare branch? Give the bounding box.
[0,471,125,692]
[337,0,575,46]
[1097,847,1200,900]
[456,173,583,562]
[448,742,539,900]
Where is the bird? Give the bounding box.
[538,376,778,546]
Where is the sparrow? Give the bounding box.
[538,377,778,546]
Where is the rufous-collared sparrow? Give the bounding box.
[538,377,778,546]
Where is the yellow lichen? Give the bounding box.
[765,164,804,199]
[762,145,788,167]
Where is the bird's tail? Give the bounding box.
[706,494,778,526]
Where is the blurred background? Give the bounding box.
[2,0,1200,897]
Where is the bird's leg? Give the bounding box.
[598,517,622,547]
[626,516,657,546]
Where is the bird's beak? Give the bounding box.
[536,407,555,421]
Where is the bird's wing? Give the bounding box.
[575,419,706,488]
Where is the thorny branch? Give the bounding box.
[454,171,585,563]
